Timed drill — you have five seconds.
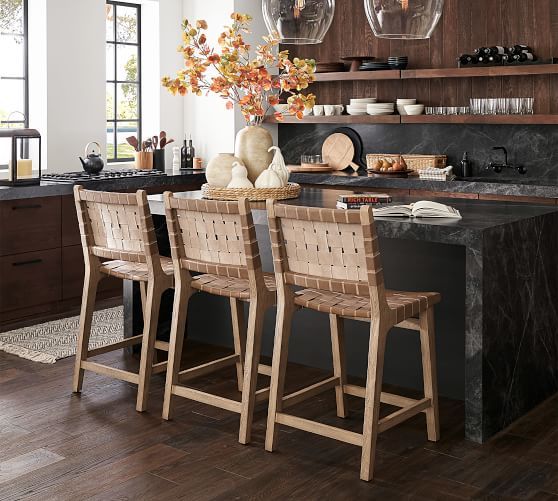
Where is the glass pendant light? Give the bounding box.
[364,0,444,39]
[262,0,335,45]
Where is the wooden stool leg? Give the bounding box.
[163,274,191,421]
[140,282,147,320]
[420,307,440,442]
[330,314,348,419]
[136,281,163,412]
[230,298,246,393]
[360,321,388,482]
[238,300,265,445]
[72,268,101,393]
[265,293,295,452]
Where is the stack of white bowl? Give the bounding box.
[366,102,395,116]
[403,104,425,115]
[347,98,377,116]
[396,99,416,115]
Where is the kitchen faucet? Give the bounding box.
[487,146,527,174]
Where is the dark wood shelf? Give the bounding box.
[311,64,558,83]
[264,115,400,125]
[266,114,558,125]
[401,114,558,124]
[314,70,401,82]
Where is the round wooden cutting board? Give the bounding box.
[321,133,360,171]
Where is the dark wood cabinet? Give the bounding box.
[0,197,61,256]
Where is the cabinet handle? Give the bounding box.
[12,204,42,210]
[12,259,43,267]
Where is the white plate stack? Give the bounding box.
[396,98,416,115]
[366,102,395,115]
[346,98,377,116]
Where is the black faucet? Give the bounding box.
[487,146,527,175]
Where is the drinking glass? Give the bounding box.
[486,99,498,115]
[459,106,470,115]
[497,98,509,115]
[521,98,534,115]
[509,98,522,115]
[425,107,434,115]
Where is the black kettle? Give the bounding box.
[79,141,104,174]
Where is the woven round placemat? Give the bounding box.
[201,183,301,201]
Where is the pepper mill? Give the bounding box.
[172,146,181,173]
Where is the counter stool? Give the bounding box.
[73,186,174,412]
[162,194,276,445]
[265,201,441,481]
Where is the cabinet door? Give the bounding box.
[0,248,62,312]
[61,195,81,247]
[0,197,62,256]
[62,245,121,300]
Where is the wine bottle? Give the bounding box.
[477,55,491,64]
[185,136,195,169]
[458,54,478,65]
[488,54,503,64]
[180,136,187,170]
[486,46,508,56]
[508,44,533,55]
[512,52,536,62]
[474,47,488,56]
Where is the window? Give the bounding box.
[0,0,28,128]
[106,1,141,162]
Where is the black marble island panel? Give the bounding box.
[0,170,207,201]
[142,189,558,444]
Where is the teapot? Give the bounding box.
[79,141,104,174]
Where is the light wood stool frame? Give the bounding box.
[265,200,440,481]
[73,186,173,412]
[162,193,275,445]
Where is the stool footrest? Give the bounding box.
[81,361,140,385]
[171,385,242,413]
[154,341,169,352]
[275,412,363,446]
[178,354,239,382]
[87,334,143,358]
[378,397,432,433]
[343,384,429,412]
[258,364,272,376]
[255,387,270,403]
[152,361,167,375]
[282,376,340,409]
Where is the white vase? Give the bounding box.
[205,153,243,187]
[234,126,274,183]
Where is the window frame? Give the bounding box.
[0,0,29,129]
[106,0,142,163]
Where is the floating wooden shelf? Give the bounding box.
[266,114,558,125]
[401,114,558,124]
[264,115,400,125]
[310,64,558,83]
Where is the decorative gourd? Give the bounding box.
[227,162,254,188]
[206,153,243,187]
[255,167,283,188]
[267,146,289,186]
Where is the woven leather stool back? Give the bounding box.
[164,194,262,282]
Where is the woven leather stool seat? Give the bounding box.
[192,272,276,299]
[294,289,441,322]
[100,256,174,282]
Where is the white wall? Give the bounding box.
[28,0,184,173]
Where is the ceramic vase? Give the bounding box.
[205,153,243,187]
[234,126,274,183]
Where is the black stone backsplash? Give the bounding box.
[279,124,558,180]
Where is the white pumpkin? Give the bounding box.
[227,162,254,189]
[268,146,290,187]
[255,168,282,188]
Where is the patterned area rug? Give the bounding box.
[0,307,124,364]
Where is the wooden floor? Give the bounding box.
[1,342,557,500]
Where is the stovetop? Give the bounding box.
[42,169,167,184]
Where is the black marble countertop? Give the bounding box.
[148,188,558,246]
[0,170,207,201]
[288,171,558,199]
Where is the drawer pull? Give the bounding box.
[12,204,42,210]
[12,259,43,267]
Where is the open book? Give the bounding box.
[372,200,462,219]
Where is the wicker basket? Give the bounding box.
[201,183,301,201]
[366,154,447,171]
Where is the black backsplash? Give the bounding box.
[279,124,558,181]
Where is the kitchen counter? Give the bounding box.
[0,170,207,201]
[289,171,558,199]
[134,188,558,445]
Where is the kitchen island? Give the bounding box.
[131,187,558,445]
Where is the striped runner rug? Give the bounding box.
[0,307,124,364]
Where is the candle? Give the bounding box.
[8,159,33,180]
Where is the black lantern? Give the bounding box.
[0,129,42,186]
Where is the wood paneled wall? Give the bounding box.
[288,0,558,113]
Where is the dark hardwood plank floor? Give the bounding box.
[0,342,557,500]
